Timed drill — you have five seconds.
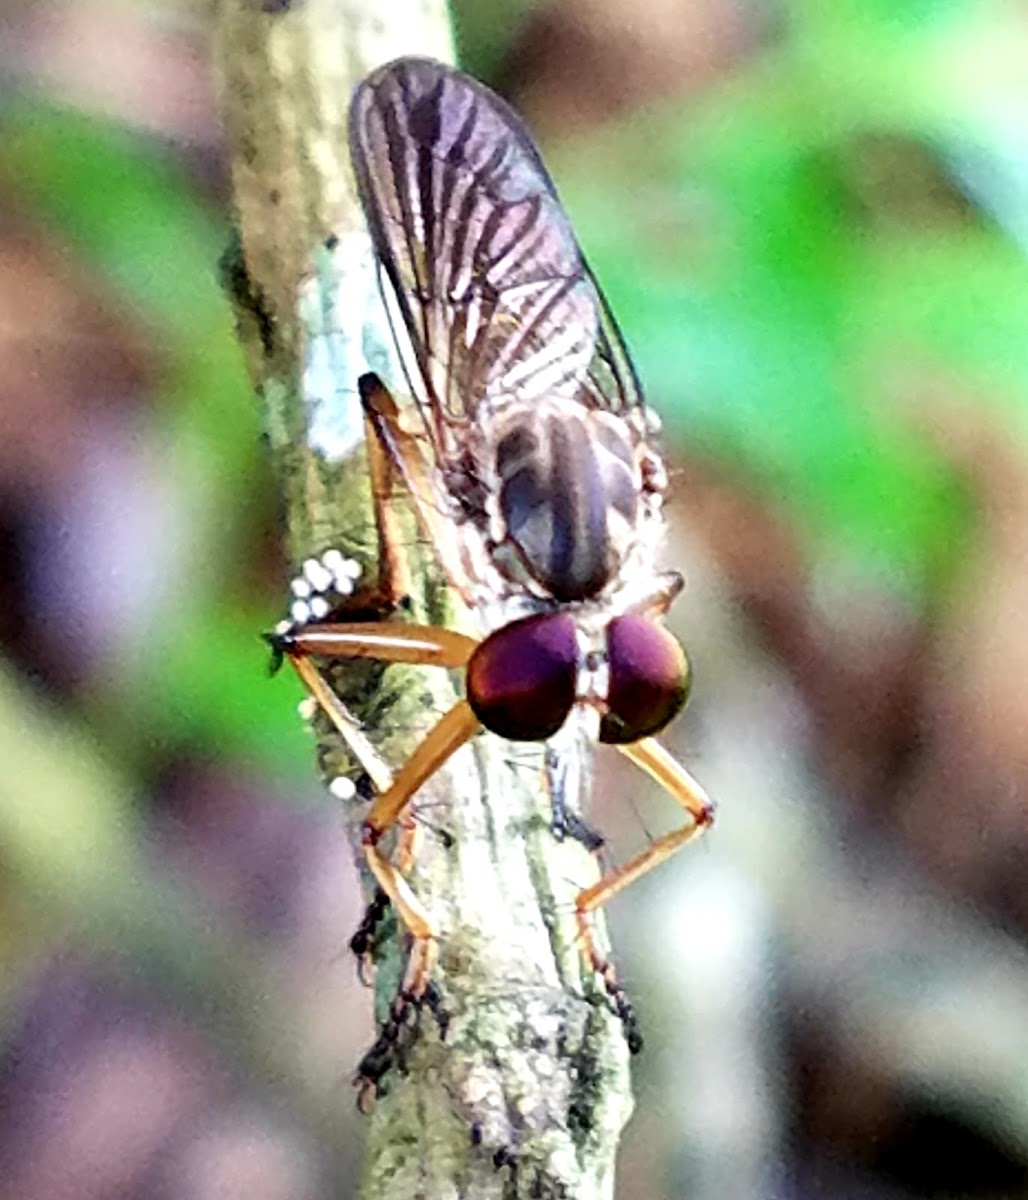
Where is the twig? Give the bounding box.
[213,4,634,1197]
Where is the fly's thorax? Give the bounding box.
[480,398,655,603]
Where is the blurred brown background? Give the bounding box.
[2,1,1028,1198]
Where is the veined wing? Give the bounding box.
[348,57,645,457]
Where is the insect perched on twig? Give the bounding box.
[272,56,714,1087]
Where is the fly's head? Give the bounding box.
[464,609,690,746]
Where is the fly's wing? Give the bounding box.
[348,57,645,461]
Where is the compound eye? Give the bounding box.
[466,612,579,742]
[600,614,690,745]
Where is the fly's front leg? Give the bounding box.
[357,694,481,986]
[276,623,476,918]
[272,616,480,1103]
[348,694,480,1109]
[574,738,715,1053]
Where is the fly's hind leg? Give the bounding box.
[273,373,452,972]
[277,397,415,638]
[573,738,715,1053]
[358,372,478,606]
[270,375,483,1103]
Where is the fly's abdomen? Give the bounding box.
[494,403,639,602]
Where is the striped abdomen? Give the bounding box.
[493,401,640,602]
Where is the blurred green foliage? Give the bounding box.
[452,0,543,80]
[0,99,312,775]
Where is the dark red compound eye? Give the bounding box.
[599,614,690,745]
[466,612,579,742]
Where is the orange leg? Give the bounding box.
[281,621,476,668]
[280,621,482,1000]
[573,737,715,1051]
[329,375,481,986]
[290,653,393,794]
[359,373,477,606]
[358,698,482,997]
[281,622,475,822]
[364,403,413,608]
[278,383,483,1100]
[292,404,413,623]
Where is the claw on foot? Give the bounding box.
[593,960,644,1055]
[350,889,392,985]
[575,911,644,1054]
[353,980,450,1111]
